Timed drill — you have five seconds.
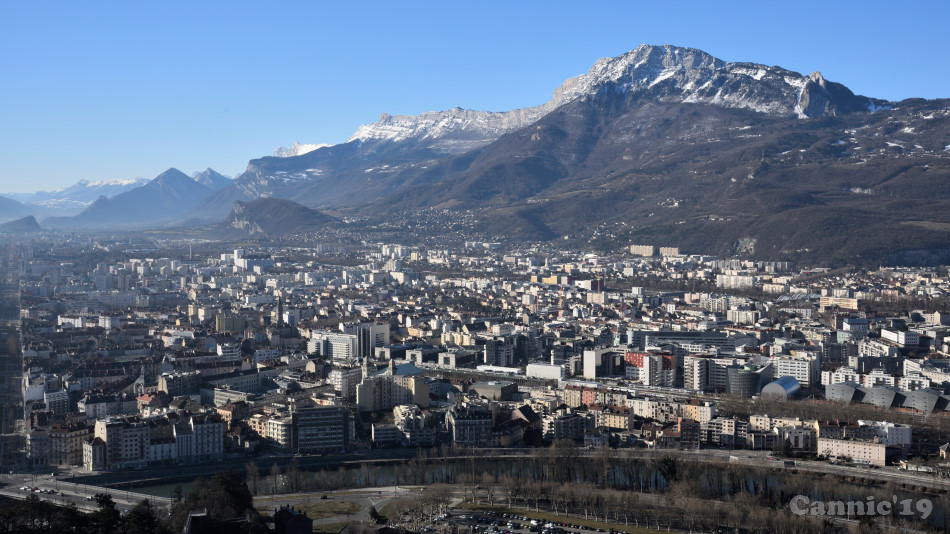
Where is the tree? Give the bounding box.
[92,493,121,534]
[269,463,282,494]
[121,499,164,534]
[593,445,613,488]
[480,472,496,505]
[287,456,303,493]
[657,455,679,483]
[246,462,260,495]
[168,469,256,533]
[54,501,90,533]
[369,505,382,524]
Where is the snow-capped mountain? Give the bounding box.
[341,44,884,154]
[273,142,331,158]
[549,44,883,118]
[11,177,150,210]
[264,45,884,162]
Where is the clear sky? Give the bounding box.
[1,0,948,193]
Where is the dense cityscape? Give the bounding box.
[3,233,950,531]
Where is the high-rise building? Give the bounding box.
[343,322,391,359]
[292,406,353,454]
[484,336,515,367]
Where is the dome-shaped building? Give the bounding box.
[760,376,801,401]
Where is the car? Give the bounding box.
[320,495,328,500]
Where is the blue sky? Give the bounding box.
[1,1,948,193]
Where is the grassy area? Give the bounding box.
[314,520,350,534]
[255,500,361,520]
[457,503,654,534]
[378,497,416,523]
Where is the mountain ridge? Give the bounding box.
[33,44,950,265]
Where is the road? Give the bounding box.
[0,471,172,512]
[676,448,950,489]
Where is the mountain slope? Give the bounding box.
[0,196,31,223]
[191,168,232,191]
[211,198,337,239]
[0,216,41,233]
[389,93,950,264]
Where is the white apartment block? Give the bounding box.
[726,308,761,325]
[328,366,362,400]
[861,369,896,388]
[821,367,861,387]
[881,329,919,348]
[858,421,912,447]
[817,437,888,466]
[858,338,899,358]
[265,417,293,448]
[898,372,931,391]
[772,354,819,388]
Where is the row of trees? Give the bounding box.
[245,457,383,495]
[0,493,163,534]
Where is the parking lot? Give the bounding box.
[402,509,638,534]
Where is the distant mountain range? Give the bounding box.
[0,169,231,224]
[4,177,150,210]
[8,44,950,265]
[43,168,231,228]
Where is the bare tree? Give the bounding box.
[287,456,303,493]
[269,463,282,494]
[480,472,496,505]
[245,461,260,496]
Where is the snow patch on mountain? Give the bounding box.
[13,177,152,209]
[347,106,552,153]
[273,142,331,157]
[72,178,149,189]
